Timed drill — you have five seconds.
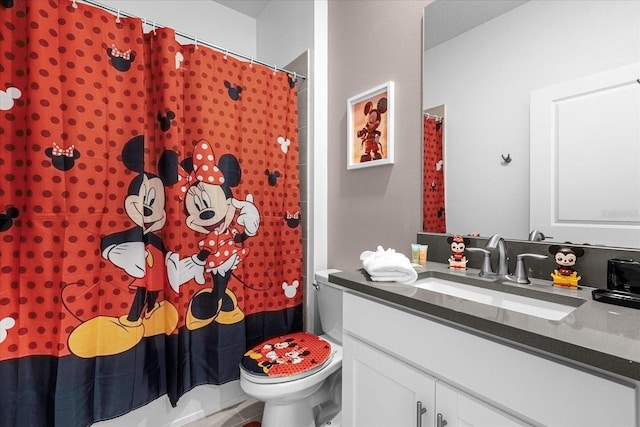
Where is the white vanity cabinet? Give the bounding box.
[343,335,525,427]
[343,336,436,427]
[342,292,638,427]
[434,381,525,427]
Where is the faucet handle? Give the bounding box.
[466,247,493,277]
[528,230,554,241]
[506,253,548,284]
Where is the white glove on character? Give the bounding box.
[232,194,260,236]
[207,252,240,278]
[102,242,146,278]
[166,252,206,293]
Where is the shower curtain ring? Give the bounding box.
[70,0,78,9]
[194,37,199,50]
[115,9,121,24]
[250,57,254,68]
[273,64,278,75]
[224,48,228,60]
[152,21,157,36]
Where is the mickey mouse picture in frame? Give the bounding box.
[347,81,395,170]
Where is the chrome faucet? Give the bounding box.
[465,247,493,277]
[505,253,548,284]
[485,234,509,277]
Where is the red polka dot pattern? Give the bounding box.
[0,1,302,361]
[423,117,446,232]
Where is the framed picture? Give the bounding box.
[347,81,394,170]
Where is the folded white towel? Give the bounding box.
[360,246,418,285]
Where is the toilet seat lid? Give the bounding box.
[240,332,333,382]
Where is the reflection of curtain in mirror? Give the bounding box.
[423,117,446,232]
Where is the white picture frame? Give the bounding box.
[347,81,394,170]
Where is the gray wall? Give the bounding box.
[327,0,429,270]
[283,52,316,332]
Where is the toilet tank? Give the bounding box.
[314,269,344,344]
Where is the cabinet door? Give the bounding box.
[343,335,436,427]
[435,382,529,427]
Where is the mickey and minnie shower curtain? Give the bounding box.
[0,1,303,425]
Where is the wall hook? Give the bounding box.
[501,153,512,164]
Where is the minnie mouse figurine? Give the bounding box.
[447,234,469,270]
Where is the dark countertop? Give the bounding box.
[329,262,640,383]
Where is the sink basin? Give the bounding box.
[414,276,580,321]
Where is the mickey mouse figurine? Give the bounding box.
[549,244,584,288]
[447,234,469,270]
[357,97,387,162]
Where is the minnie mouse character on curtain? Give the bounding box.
[166,140,260,330]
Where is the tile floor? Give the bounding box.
[185,399,263,427]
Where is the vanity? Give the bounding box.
[329,263,640,427]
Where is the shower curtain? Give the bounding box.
[423,116,446,232]
[0,1,303,425]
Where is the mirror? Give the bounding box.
[422,0,640,247]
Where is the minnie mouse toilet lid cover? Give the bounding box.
[241,331,332,379]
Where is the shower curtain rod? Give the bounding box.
[423,112,443,121]
[75,0,307,80]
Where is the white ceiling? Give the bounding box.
[214,0,270,19]
[215,0,529,51]
[424,0,529,50]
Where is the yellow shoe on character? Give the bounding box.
[186,288,223,331]
[142,301,179,337]
[68,315,144,358]
[215,289,245,325]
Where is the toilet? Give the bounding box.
[239,269,343,427]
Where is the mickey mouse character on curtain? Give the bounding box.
[67,136,180,358]
[166,140,260,330]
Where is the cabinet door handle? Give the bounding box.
[416,401,427,427]
[437,413,448,427]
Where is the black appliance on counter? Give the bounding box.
[592,259,640,309]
